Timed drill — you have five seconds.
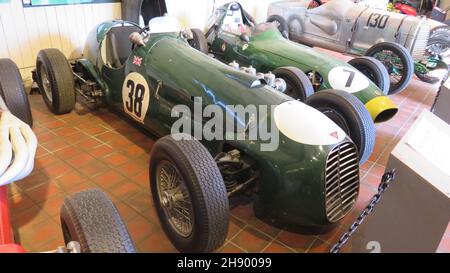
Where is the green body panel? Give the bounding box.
[79,20,356,229]
[210,27,384,105]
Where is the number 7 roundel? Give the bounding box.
[122,72,151,123]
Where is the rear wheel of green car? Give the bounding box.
[306,90,375,164]
[149,134,229,253]
[188,29,209,54]
[36,48,75,115]
[60,189,136,253]
[365,42,414,95]
[348,57,390,95]
[0,58,33,126]
[273,66,314,102]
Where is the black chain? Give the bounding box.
[329,169,396,253]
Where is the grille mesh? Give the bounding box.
[411,23,430,60]
[325,141,360,223]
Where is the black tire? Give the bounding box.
[36,48,75,115]
[60,189,136,253]
[365,42,414,95]
[267,15,289,39]
[273,66,314,101]
[429,25,450,39]
[426,36,450,57]
[0,59,33,127]
[188,29,209,54]
[306,90,375,164]
[348,57,390,95]
[150,134,229,253]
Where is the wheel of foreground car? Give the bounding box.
[365,42,414,95]
[348,57,390,95]
[306,89,375,164]
[273,67,314,101]
[36,48,75,115]
[60,189,136,253]
[266,15,289,39]
[188,29,209,55]
[149,134,229,253]
[0,59,33,127]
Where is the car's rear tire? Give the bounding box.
[36,48,75,115]
[429,25,450,40]
[426,36,450,58]
[0,59,33,127]
[306,89,375,164]
[273,66,314,102]
[348,57,390,95]
[365,42,414,95]
[267,15,289,39]
[150,134,229,253]
[188,29,209,54]
[60,189,136,253]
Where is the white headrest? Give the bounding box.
[148,15,181,34]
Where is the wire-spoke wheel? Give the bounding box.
[366,42,413,95]
[156,160,194,238]
[373,50,404,86]
[39,65,53,103]
[150,134,229,253]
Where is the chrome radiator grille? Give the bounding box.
[325,141,360,223]
[411,23,430,60]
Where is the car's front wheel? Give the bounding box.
[36,48,75,114]
[149,134,229,253]
[60,189,136,253]
[0,59,33,126]
[365,42,414,95]
[273,66,314,102]
[306,89,375,164]
[348,57,390,95]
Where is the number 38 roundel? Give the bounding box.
[122,72,150,123]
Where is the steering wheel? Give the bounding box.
[140,25,150,34]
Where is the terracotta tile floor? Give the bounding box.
[8,66,450,253]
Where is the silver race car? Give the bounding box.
[267,0,431,94]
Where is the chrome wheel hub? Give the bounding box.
[40,66,53,103]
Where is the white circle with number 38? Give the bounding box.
[122,72,150,123]
[328,66,370,93]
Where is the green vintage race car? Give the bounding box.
[34,17,362,253]
[203,2,398,125]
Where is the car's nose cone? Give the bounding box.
[365,96,398,123]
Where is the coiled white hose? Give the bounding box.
[0,111,37,186]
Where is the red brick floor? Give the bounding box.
[7,71,450,253]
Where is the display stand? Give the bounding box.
[433,80,450,124]
[348,110,450,253]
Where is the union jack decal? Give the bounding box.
[132,56,143,67]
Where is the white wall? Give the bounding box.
[0,1,121,82]
[166,0,284,30]
[0,0,288,82]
